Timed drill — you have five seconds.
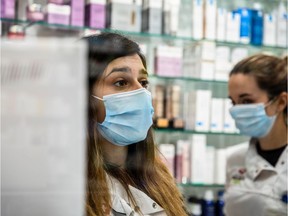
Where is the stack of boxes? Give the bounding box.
[1,0,287,47]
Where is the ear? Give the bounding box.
[277,92,288,113]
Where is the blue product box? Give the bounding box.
[251,9,264,46]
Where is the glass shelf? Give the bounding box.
[1,18,287,50]
[150,75,228,84]
[154,128,243,136]
[178,183,224,188]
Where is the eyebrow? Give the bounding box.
[105,66,148,78]
[228,93,252,99]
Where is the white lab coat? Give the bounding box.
[224,139,288,216]
[107,175,167,216]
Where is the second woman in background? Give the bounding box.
[225,54,287,216]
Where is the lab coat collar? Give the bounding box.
[107,175,165,215]
[246,138,288,180]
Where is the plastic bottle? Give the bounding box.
[202,190,215,216]
[215,190,225,216]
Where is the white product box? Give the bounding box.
[214,148,227,184]
[214,46,231,81]
[106,0,142,32]
[223,98,236,133]
[141,0,163,34]
[205,146,215,184]
[195,90,212,131]
[204,0,217,40]
[276,3,288,47]
[192,0,204,39]
[170,0,180,35]
[216,8,227,41]
[190,135,207,183]
[263,13,277,46]
[226,11,240,43]
[199,61,215,80]
[159,144,175,177]
[210,98,224,132]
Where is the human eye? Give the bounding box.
[241,98,254,104]
[114,79,128,87]
[139,79,149,88]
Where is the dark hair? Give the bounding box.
[229,54,287,115]
[82,32,146,92]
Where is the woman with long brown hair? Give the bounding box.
[82,32,187,216]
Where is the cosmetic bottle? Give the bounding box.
[202,190,215,216]
[215,190,225,216]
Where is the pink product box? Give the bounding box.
[85,3,106,29]
[70,0,84,26]
[155,57,182,77]
[1,0,15,19]
[46,4,71,25]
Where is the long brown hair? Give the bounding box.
[229,54,287,119]
[83,32,187,216]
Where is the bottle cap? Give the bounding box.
[204,190,214,201]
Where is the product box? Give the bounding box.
[195,90,211,131]
[106,0,142,32]
[45,3,71,25]
[154,45,183,77]
[85,0,106,28]
[214,148,226,184]
[165,85,184,129]
[226,11,240,43]
[184,90,212,131]
[204,0,217,40]
[210,98,224,132]
[205,146,215,184]
[237,8,253,44]
[251,9,263,45]
[141,0,162,34]
[70,0,84,27]
[159,144,175,177]
[263,13,276,46]
[191,41,216,80]
[223,98,236,133]
[214,46,231,81]
[1,0,16,19]
[190,135,207,183]
[176,140,190,183]
[216,7,226,41]
[192,0,204,39]
[276,2,288,47]
[182,45,196,78]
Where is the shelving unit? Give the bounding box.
[1,2,287,213]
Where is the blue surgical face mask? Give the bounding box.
[229,101,277,138]
[92,88,154,146]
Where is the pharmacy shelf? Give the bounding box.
[150,75,228,85]
[154,128,243,136]
[1,18,287,51]
[178,183,224,188]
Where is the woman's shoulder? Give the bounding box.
[226,141,249,167]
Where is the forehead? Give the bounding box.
[228,73,262,96]
[103,54,144,76]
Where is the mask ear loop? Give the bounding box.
[92,95,104,101]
